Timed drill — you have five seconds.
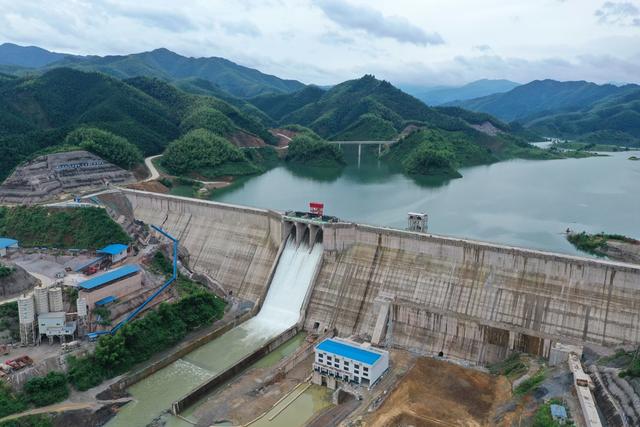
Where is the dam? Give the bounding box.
[105,188,640,423]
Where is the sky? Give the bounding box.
[0,0,639,86]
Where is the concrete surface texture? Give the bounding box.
[305,224,640,363]
[116,190,640,365]
[121,190,282,303]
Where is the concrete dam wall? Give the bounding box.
[119,190,640,364]
[305,224,640,363]
[122,190,282,303]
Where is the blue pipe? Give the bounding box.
[87,225,178,340]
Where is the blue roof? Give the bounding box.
[0,238,18,249]
[78,264,140,290]
[97,244,128,256]
[550,404,567,419]
[95,296,118,306]
[316,339,382,365]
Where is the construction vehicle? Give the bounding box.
[5,355,33,371]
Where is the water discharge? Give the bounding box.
[107,237,323,427]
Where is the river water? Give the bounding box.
[107,238,324,427]
[210,146,640,256]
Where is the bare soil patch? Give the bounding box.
[367,358,511,427]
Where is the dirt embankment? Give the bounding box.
[601,239,640,264]
[230,130,266,148]
[368,358,511,427]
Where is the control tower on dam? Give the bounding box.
[117,189,640,365]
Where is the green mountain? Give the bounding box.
[251,74,517,141]
[0,44,305,98]
[0,68,275,180]
[450,80,638,122]
[249,85,325,122]
[0,43,70,68]
[41,47,304,98]
[450,80,640,145]
[401,79,520,106]
[527,88,640,146]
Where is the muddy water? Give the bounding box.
[106,239,323,427]
[248,385,333,427]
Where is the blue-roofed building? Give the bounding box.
[550,404,568,423]
[312,338,389,389]
[0,238,18,257]
[97,243,129,263]
[78,264,142,310]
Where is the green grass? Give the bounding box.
[514,369,546,396]
[532,399,570,427]
[487,353,528,380]
[0,206,130,250]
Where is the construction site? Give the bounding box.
[0,185,638,427]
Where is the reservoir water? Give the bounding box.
[209,147,640,256]
[107,238,323,427]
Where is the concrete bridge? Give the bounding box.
[105,189,640,365]
[328,140,398,166]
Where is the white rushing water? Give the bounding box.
[108,236,323,427]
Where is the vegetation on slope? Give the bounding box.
[285,134,345,167]
[0,206,130,249]
[528,89,640,147]
[385,129,497,177]
[0,302,19,342]
[451,80,640,146]
[45,47,305,98]
[0,373,68,420]
[125,76,276,145]
[161,129,275,178]
[64,127,143,169]
[566,231,639,257]
[249,85,325,122]
[0,69,278,181]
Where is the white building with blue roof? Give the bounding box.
[97,243,129,264]
[313,337,389,389]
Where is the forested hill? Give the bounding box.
[0,68,275,180]
[0,44,305,99]
[249,74,521,142]
[527,88,640,146]
[449,79,639,122]
[448,79,640,146]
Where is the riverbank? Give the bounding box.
[566,231,640,264]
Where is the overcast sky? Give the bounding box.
[1,0,639,86]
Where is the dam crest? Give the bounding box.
[115,189,640,365]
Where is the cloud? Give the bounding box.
[320,31,355,45]
[473,44,492,52]
[220,21,262,37]
[595,1,640,26]
[106,5,198,33]
[315,0,444,46]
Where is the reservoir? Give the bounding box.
[209,147,640,256]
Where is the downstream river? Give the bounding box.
[210,147,640,256]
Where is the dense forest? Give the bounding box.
[0,69,277,180]
[285,127,345,167]
[451,80,640,146]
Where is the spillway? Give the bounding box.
[107,237,323,427]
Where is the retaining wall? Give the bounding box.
[171,326,299,415]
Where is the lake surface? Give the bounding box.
[211,146,640,256]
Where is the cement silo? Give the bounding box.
[76,297,87,317]
[34,285,49,314]
[48,287,64,312]
[17,295,35,345]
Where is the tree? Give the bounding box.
[65,127,143,169]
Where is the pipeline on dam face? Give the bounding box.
[106,236,324,427]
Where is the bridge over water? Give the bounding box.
[327,140,398,165]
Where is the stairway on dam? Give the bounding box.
[106,236,324,427]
